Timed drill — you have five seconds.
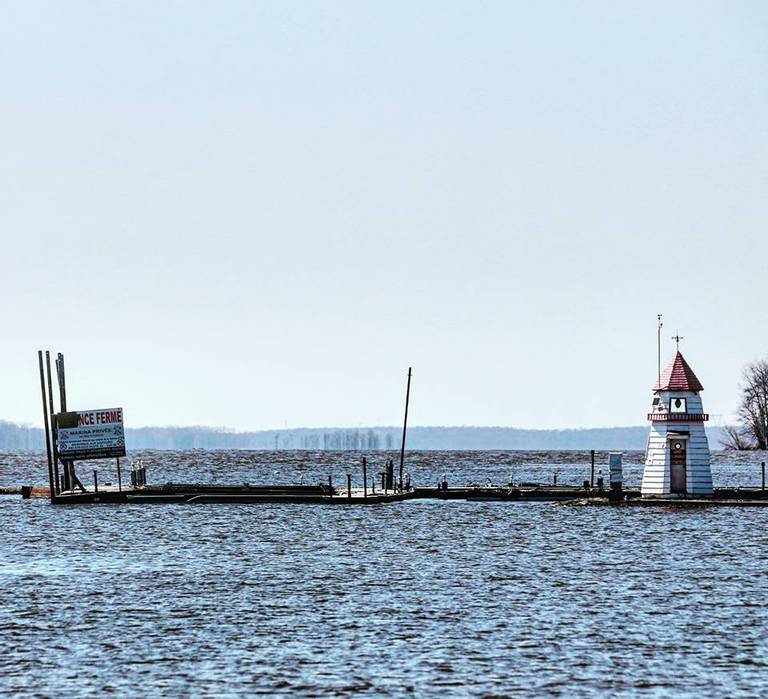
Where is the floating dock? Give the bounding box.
[15,482,768,506]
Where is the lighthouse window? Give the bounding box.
[670,397,687,413]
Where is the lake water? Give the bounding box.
[2,450,768,697]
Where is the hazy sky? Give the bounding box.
[2,1,767,431]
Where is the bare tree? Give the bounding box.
[737,359,768,450]
[720,423,754,450]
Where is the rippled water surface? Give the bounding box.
[2,450,768,697]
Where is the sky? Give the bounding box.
[1,1,767,431]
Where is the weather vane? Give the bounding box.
[672,332,684,351]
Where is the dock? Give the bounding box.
[14,482,768,506]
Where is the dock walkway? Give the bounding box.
[14,483,768,506]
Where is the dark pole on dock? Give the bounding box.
[398,367,412,492]
[56,353,67,412]
[117,458,122,493]
[362,457,368,498]
[38,351,55,504]
[347,473,352,500]
[45,351,61,493]
[93,470,98,494]
[56,353,75,492]
[657,314,663,391]
[328,475,333,498]
[590,450,595,488]
[762,462,765,491]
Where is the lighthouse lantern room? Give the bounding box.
[641,351,713,498]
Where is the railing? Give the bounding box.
[648,413,709,422]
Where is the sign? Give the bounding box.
[56,408,126,461]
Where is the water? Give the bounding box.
[2,450,768,697]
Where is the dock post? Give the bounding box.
[347,473,352,500]
[37,351,55,504]
[93,470,98,494]
[590,449,595,487]
[762,462,765,491]
[371,477,375,494]
[385,459,394,491]
[45,351,61,493]
[54,353,69,491]
[399,367,412,492]
[117,458,122,493]
[328,475,333,498]
[362,457,368,498]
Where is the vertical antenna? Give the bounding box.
[398,367,412,492]
[38,351,55,503]
[45,351,60,492]
[657,314,663,391]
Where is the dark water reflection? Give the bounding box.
[2,450,768,697]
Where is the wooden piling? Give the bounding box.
[590,449,595,487]
[117,458,122,493]
[45,351,61,493]
[328,475,333,498]
[762,462,765,491]
[347,473,352,499]
[93,470,98,494]
[398,367,412,492]
[362,457,368,498]
[37,351,55,504]
[55,353,80,492]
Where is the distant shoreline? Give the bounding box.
[0,421,726,451]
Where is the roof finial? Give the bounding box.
[672,331,684,351]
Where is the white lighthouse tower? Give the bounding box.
[641,350,713,497]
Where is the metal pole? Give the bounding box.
[362,457,368,498]
[117,457,122,493]
[762,462,765,491]
[347,473,352,500]
[45,351,62,492]
[590,449,595,488]
[56,353,67,411]
[38,351,55,504]
[398,367,412,492]
[657,314,663,390]
[56,353,76,491]
[93,470,98,493]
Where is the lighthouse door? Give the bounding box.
[670,440,687,494]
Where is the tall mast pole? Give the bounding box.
[45,351,61,492]
[38,351,55,503]
[657,314,663,391]
[398,367,412,491]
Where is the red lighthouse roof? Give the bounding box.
[654,351,704,392]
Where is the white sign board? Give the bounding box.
[57,408,126,461]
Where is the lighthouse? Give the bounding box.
[641,350,713,497]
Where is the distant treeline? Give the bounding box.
[0,421,727,451]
